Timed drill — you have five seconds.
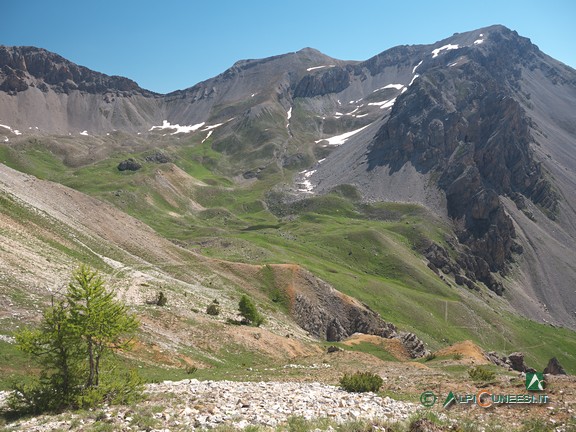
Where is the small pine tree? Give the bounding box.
[238,294,264,326]
[11,265,140,413]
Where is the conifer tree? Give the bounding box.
[11,265,140,412]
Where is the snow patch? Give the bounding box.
[297,170,316,193]
[150,120,206,135]
[315,124,370,146]
[368,98,396,109]
[412,60,423,74]
[80,130,89,136]
[201,130,213,143]
[298,179,314,193]
[431,44,459,58]
[300,169,316,178]
[373,83,405,92]
[0,124,22,135]
[409,74,420,86]
[287,107,292,120]
[251,93,256,97]
[306,65,335,72]
[474,39,484,45]
[3,136,8,142]
[201,122,225,132]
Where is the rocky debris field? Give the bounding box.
[0,379,418,431]
[1,364,576,431]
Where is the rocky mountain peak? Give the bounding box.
[0,45,155,96]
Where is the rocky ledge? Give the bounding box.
[0,379,418,431]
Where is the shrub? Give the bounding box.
[156,291,167,306]
[238,294,264,326]
[206,300,220,316]
[468,366,496,382]
[339,371,383,393]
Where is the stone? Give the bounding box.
[507,352,529,372]
[145,152,171,163]
[486,351,508,368]
[399,332,429,358]
[117,158,142,171]
[544,357,567,375]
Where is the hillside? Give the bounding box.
[1,25,576,430]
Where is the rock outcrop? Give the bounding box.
[117,158,142,171]
[0,46,154,96]
[288,267,428,358]
[544,357,567,375]
[506,352,536,373]
[367,31,559,294]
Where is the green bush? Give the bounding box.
[468,366,496,382]
[238,294,264,326]
[206,300,220,316]
[339,371,383,393]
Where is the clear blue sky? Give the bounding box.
[2,0,575,94]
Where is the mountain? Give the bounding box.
[1,24,576,380]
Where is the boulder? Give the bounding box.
[118,158,142,171]
[506,352,535,372]
[145,152,171,163]
[485,351,508,368]
[543,357,566,375]
[400,332,429,359]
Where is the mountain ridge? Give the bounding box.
[1,24,575,368]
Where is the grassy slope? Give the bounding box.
[1,136,575,375]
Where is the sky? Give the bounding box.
[2,0,575,94]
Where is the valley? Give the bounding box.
[1,24,575,430]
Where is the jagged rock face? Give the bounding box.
[293,292,397,342]
[286,268,427,358]
[399,333,429,359]
[0,46,154,96]
[367,32,558,288]
[293,66,351,98]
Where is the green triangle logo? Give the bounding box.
[526,372,545,391]
[443,391,456,408]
